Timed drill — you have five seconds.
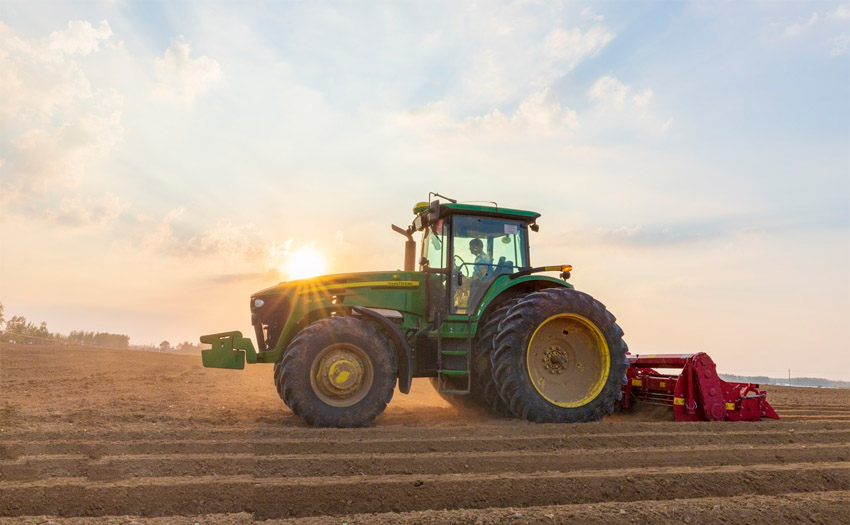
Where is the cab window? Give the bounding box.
[451,216,528,313]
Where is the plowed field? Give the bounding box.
[1,343,848,523]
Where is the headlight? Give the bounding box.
[253,298,265,309]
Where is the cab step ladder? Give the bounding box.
[436,313,472,395]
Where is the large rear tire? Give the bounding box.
[277,316,397,427]
[491,288,628,423]
[471,297,523,417]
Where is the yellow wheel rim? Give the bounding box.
[310,343,374,407]
[526,314,610,408]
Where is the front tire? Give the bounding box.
[491,288,628,423]
[277,316,397,427]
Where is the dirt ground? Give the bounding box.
[1,343,848,524]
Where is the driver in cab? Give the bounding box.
[469,238,492,280]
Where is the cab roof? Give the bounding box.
[439,202,541,222]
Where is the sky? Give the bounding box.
[0,0,848,380]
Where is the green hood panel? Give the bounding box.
[251,271,428,361]
[253,271,422,297]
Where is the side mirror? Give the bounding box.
[457,271,463,286]
[427,200,440,224]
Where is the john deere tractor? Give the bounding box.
[201,194,629,427]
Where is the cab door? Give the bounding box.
[420,217,449,322]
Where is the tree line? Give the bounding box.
[0,301,130,349]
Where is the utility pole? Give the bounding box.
[788,368,791,386]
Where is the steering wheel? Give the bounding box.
[453,254,470,277]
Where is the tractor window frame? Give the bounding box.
[421,219,449,320]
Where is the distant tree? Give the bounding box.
[93,332,130,349]
[159,340,171,351]
[1,315,50,343]
[0,308,130,348]
[4,315,26,335]
[4,316,31,340]
[177,341,202,353]
[67,330,130,349]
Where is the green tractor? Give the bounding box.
[200,194,629,427]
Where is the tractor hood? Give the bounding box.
[248,270,426,353]
[251,271,422,299]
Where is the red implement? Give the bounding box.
[622,353,779,422]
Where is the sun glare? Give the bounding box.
[286,246,328,281]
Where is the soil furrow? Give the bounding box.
[1,462,846,518]
[775,408,850,413]
[772,405,850,411]
[2,491,848,525]
[2,426,844,446]
[1,443,846,481]
[2,428,846,459]
[2,420,845,442]
[779,415,850,420]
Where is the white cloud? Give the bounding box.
[580,7,604,23]
[633,88,653,108]
[543,25,613,69]
[0,20,104,120]
[0,20,123,206]
[784,12,819,37]
[135,206,337,279]
[395,88,576,140]
[456,17,614,110]
[44,193,129,227]
[512,88,578,130]
[154,36,223,104]
[47,20,112,55]
[461,49,514,106]
[586,76,670,135]
[588,76,655,112]
[831,4,850,20]
[588,76,627,109]
[138,206,268,272]
[781,7,849,55]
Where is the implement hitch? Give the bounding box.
[200,331,258,370]
[623,353,779,422]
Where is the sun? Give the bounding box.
[286,246,328,281]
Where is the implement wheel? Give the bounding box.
[277,316,396,427]
[491,288,628,423]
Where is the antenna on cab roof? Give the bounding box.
[428,191,457,203]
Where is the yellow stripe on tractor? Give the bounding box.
[298,281,420,294]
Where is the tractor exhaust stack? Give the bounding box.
[622,353,779,422]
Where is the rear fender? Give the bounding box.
[475,275,572,322]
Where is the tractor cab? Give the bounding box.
[413,199,539,317]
